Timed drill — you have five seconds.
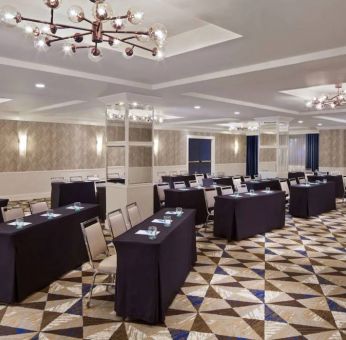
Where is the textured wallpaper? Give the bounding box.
[319,130,345,167]
[0,120,106,172]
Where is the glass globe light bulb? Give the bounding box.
[24,24,34,35]
[0,5,21,27]
[127,8,144,25]
[88,47,103,62]
[43,0,62,9]
[112,18,125,30]
[63,43,75,55]
[136,34,150,42]
[109,38,121,48]
[92,2,113,20]
[67,5,84,23]
[149,23,168,47]
[34,36,48,51]
[123,47,134,59]
[152,48,165,61]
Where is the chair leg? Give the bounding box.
[87,272,97,308]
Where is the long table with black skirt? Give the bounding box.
[51,181,97,208]
[289,182,336,218]
[212,177,233,186]
[0,203,99,303]
[288,172,305,181]
[307,175,344,198]
[165,187,221,225]
[0,198,9,223]
[113,208,196,324]
[162,175,196,188]
[245,179,281,191]
[214,191,286,241]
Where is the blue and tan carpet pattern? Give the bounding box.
[0,204,345,339]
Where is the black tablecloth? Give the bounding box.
[51,182,97,208]
[307,175,344,198]
[0,198,9,223]
[162,175,196,188]
[289,183,336,218]
[212,177,233,186]
[245,179,281,191]
[107,178,125,184]
[96,185,106,221]
[114,208,196,324]
[0,204,99,303]
[288,172,305,181]
[164,188,209,225]
[214,191,285,241]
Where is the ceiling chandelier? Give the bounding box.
[306,84,346,110]
[0,0,168,62]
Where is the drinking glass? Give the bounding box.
[47,209,54,219]
[265,187,270,192]
[74,202,81,211]
[148,226,158,240]
[323,179,327,183]
[176,207,183,217]
[163,215,172,227]
[16,218,24,229]
[250,189,255,195]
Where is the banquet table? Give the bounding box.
[51,181,97,208]
[245,179,281,191]
[0,203,99,303]
[0,198,9,223]
[113,208,196,324]
[289,182,336,218]
[161,175,196,188]
[165,187,221,225]
[212,177,233,186]
[307,175,344,198]
[214,191,285,241]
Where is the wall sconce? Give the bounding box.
[234,139,239,155]
[96,135,103,156]
[18,132,27,157]
[153,137,159,156]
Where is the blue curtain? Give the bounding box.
[246,136,258,176]
[306,134,319,171]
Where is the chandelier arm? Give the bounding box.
[102,33,153,52]
[82,17,93,25]
[74,45,95,50]
[47,32,92,44]
[102,15,128,22]
[102,30,149,35]
[50,8,54,25]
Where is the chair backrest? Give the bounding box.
[233,177,242,189]
[343,176,346,188]
[81,217,108,265]
[289,178,297,187]
[298,177,306,184]
[108,209,128,238]
[2,207,24,222]
[30,201,49,214]
[195,174,204,185]
[87,175,100,181]
[157,183,170,201]
[70,176,83,182]
[237,184,248,193]
[202,178,214,187]
[173,181,186,189]
[280,180,290,195]
[189,180,199,188]
[108,172,120,179]
[243,176,251,182]
[204,188,218,209]
[126,202,142,228]
[221,186,233,195]
[51,177,65,183]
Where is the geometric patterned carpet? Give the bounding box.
[0,204,345,339]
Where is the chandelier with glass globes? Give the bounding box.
[0,0,168,62]
[306,84,346,110]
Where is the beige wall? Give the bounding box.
[0,120,106,172]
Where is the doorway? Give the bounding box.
[188,137,213,174]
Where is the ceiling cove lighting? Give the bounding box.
[306,84,346,110]
[0,1,167,62]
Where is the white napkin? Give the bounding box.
[135,230,160,236]
[152,219,171,224]
[245,193,257,196]
[40,213,62,217]
[165,211,183,215]
[8,222,32,227]
[66,206,85,210]
[261,191,272,193]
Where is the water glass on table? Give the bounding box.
[148,226,158,240]
[163,215,172,227]
[74,202,81,211]
[16,218,24,229]
[176,207,183,217]
[47,209,54,219]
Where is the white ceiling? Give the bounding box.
[1,0,346,131]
